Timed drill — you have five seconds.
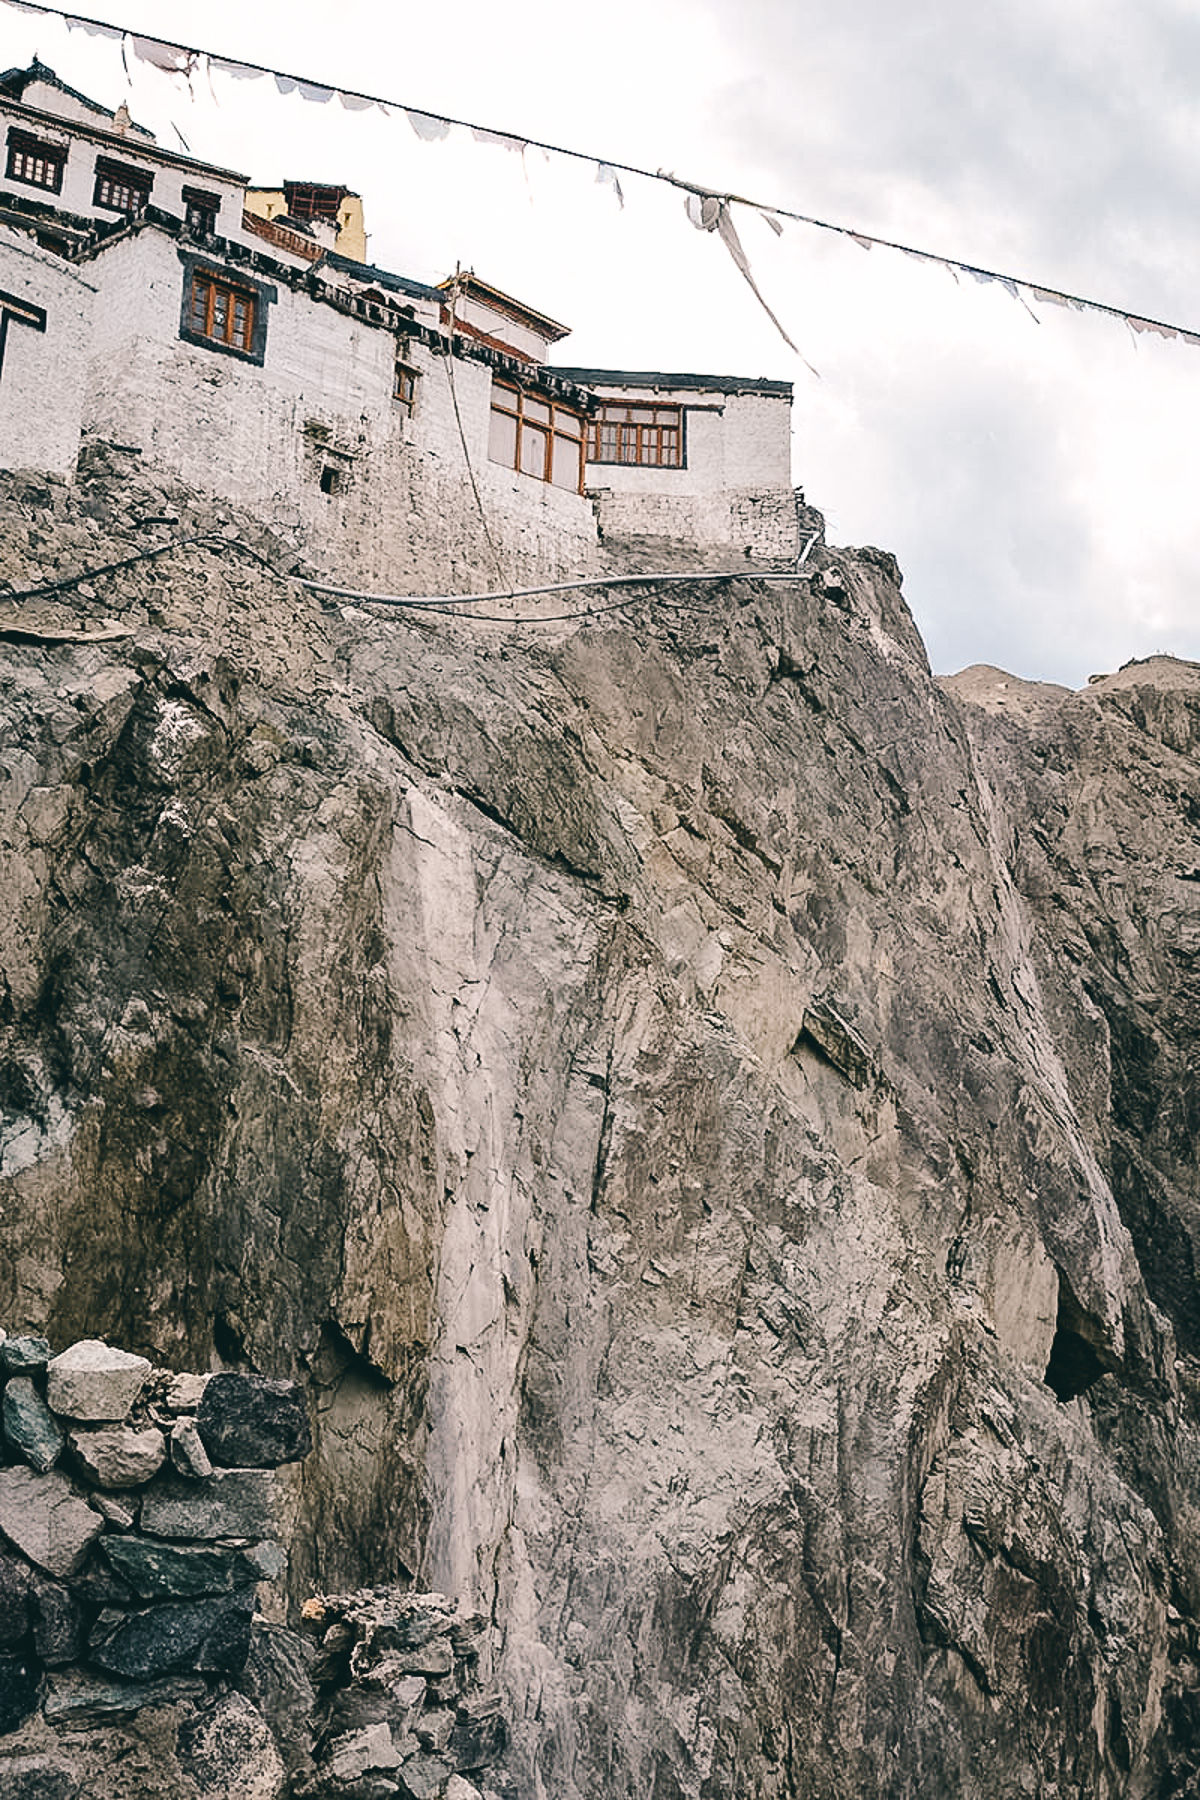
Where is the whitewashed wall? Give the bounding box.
[0,228,95,476]
[80,229,600,594]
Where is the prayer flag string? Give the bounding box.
[4,0,1197,359]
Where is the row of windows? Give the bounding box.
[4,128,221,231]
[486,389,685,489]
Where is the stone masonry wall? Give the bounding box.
[0,1328,512,1800]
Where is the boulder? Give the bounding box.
[196,1374,313,1468]
[67,1423,166,1488]
[139,1469,276,1541]
[177,1691,286,1799]
[88,1586,257,1677]
[0,1338,50,1375]
[0,1467,103,1578]
[3,1377,65,1473]
[45,1341,151,1421]
[101,1535,272,1600]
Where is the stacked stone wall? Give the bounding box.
[0,1329,511,1800]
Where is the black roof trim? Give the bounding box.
[324,252,442,303]
[550,366,793,397]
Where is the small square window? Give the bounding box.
[94,157,152,215]
[183,187,220,235]
[6,131,65,194]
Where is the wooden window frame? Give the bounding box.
[93,156,153,215]
[488,379,584,493]
[393,355,418,413]
[5,130,65,195]
[188,270,255,352]
[182,187,221,236]
[588,401,684,469]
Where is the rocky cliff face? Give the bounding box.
[1,455,1198,1798]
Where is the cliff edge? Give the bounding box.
[1,459,1198,1797]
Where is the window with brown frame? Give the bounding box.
[188,270,255,352]
[488,380,583,491]
[588,401,683,468]
[93,156,152,214]
[5,130,65,194]
[183,187,220,235]
[393,356,418,412]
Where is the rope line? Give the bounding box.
[4,0,1198,344]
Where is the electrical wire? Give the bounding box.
[5,0,1199,345]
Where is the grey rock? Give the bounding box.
[177,1691,286,1799]
[0,1759,80,1800]
[27,1572,84,1665]
[67,1422,166,1487]
[0,1550,30,1647]
[89,1492,137,1530]
[197,1373,313,1468]
[0,1467,103,1577]
[45,1340,151,1421]
[2,1377,65,1473]
[88,1586,257,1677]
[139,1468,276,1540]
[169,1415,212,1478]
[327,1723,402,1779]
[101,1533,272,1599]
[414,1706,454,1752]
[0,1338,50,1375]
[447,1701,507,1773]
[395,1754,454,1800]
[236,1622,317,1779]
[163,1371,209,1412]
[42,1667,206,1719]
[0,1653,39,1733]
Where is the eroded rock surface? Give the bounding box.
[0,463,1198,1795]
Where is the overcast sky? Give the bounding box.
[5,0,1199,686]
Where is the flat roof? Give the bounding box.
[325,253,442,302]
[440,273,571,343]
[550,367,793,397]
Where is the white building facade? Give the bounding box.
[0,62,802,591]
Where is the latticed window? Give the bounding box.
[93,157,152,214]
[589,402,683,468]
[5,131,65,193]
[488,380,583,491]
[189,271,254,351]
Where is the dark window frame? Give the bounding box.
[5,129,66,195]
[587,401,685,469]
[177,251,274,366]
[488,379,584,493]
[182,186,221,235]
[393,352,418,413]
[93,155,153,215]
